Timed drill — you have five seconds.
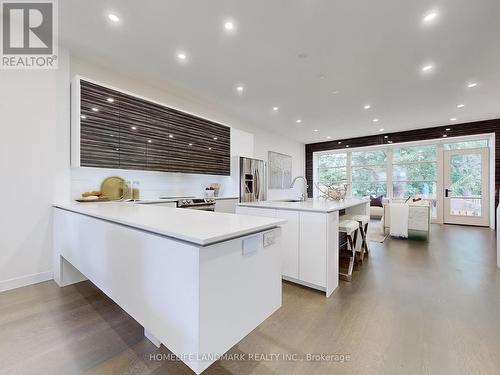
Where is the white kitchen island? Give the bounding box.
[236,198,369,297]
[52,202,285,374]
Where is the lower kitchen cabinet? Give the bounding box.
[235,205,339,296]
[299,212,327,287]
[214,198,239,213]
[235,206,276,217]
[275,210,299,279]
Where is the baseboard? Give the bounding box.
[0,271,53,293]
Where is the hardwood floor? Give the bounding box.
[1,224,499,375]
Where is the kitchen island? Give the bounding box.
[52,202,285,374]
[236,198,369,297]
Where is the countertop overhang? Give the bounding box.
[237,197,369,213]
[53,202,285,246]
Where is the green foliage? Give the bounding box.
[318,167,346,185]
[450,154,482,196]
[352,150,386,165]
[317,142,485,219]
[393,145,436,162]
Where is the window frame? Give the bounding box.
[350,149,388,197]
[391,145,438,213]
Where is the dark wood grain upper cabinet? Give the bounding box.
[75,78,231,175]
[79,81,120,168]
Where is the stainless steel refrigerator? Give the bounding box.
[239,157,267,202]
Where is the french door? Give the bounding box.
[443,148,489,226]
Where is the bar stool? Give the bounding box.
[344,214,370,262]
[338,219,359,282]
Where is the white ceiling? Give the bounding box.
[60,0,500,143]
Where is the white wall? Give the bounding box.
[70,56,305,200]
[0,51,71,292]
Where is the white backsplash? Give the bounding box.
[71,167,237,200]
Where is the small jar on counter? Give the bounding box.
[132,181,141,200]
[123,180,132,200]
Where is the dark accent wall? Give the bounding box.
[305,118,499,213]
[80,80,231,175]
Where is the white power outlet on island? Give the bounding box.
[263,231,276,248]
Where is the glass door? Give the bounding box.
[443,148,489,226]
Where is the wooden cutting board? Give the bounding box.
[75,197,110,203]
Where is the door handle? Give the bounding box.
[445,188,449,198]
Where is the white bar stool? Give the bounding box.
[344,214,370,262]
[338,219,359,282]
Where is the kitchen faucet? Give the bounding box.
[290,176,309,201]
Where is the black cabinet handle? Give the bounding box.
[445,188,449,198]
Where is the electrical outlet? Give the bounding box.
[263,230,275,248]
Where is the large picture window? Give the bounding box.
[351,150,387,197]
[313,136,489,222]
[392,145,437,216]
[317,153,347,191]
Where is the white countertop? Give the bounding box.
[237,197,369,213]
[54,202,285,246]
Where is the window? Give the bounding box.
[313,135,490,221]
[444,139,488,150]
[317,153,347,192]
[392,145,437,217]
[351,150,387,197]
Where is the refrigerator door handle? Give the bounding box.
[255,168,260,200]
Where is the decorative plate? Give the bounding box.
[100,176,125,200]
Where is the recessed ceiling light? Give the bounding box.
[296,119,302,124]
[373,118,379,123]
[326,136,331,139]
[450,117,457,121]
[467,82,478,88]
[224,21,234,31]
[107,98,114,103]
[236,85,244,93]
[208,147,212,150]
[177,52,187,61]
[108,13,120,23]
[457,104,465,108]
[147,139,152,143]
[314,129,319,132]
[422,64,434,72]
[80,115,86,119]
[188,143,193,146]
[364,105,371,110]
[384,135,389,139]
[131,126,137,130]
[272,106,279,111]
[423,11,438,23]
[442,134,448,137]
[213,137,218,140]
[91,107,99,112]
[338,141,342,144]
[346,145,349,148]
[169,134,174,138]
[379,128,384,132]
